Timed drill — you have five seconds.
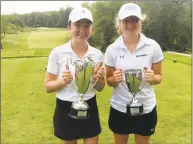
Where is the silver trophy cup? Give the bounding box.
[68,57,98,119]
[124,69,144,116]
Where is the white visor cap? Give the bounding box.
[68,7,93,23]
[118,3,142,20]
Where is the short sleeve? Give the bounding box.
[152,42,164,64]
[46,50,59,75]
[104,46,115,67]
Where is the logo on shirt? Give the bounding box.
[136,54,148,58]
[120,55,124,59]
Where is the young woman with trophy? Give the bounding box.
[44,7,105,144]
[104,3,164,144]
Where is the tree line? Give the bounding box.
[1,1,191,53]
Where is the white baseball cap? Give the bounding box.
[118,3,142,20]
[68,7,93,23]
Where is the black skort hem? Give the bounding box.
[108,106,157,136]
[53,96,101,141]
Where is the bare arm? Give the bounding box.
[93,63,105,92]
[106,66,122,87]
[93,76,105,92]
[144,62,163,85]
[151,62,163,85]
[44,71,72,93]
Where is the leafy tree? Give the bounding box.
[89,1,125,52]
[140,1,191,52]
[1,15,23,49]
[1,1,191,53]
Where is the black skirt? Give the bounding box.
[108,106,157,136]
[53,96,101,140]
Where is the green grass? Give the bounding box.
[34,49,53,57]
[1,49,35,58]
[163,52,191,65]
[1,49,52,58]
[27,30,70,49]
[1,32,29,50]
[2,57,191,144]
[1,28,70,58]
[1,28,191,143]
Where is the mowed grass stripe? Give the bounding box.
[1,28,70,58]
[27,29,70,49]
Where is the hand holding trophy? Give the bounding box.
[68,57,99,119]
[113,69,123,83]
[143,67,155,82]
[92,62,105,83]
[62,65,73,85]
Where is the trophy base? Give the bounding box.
[68,107,89,120]
[127,104,144,116]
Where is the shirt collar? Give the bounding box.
[60,40,95,55]
[115,33,151,50]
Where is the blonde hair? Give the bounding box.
[114,14,147,34]
[114,15,122,34]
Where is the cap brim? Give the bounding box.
[119,13,141,20]
[70,17,93,23]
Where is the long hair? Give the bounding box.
[114,14,146,35]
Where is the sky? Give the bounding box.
[1,1,95,15]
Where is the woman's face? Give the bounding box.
[68,19,92,42]
[120,16,141,33]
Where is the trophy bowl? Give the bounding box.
[68,57,97,119]
[124,69,144,116]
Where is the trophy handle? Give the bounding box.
[120,70,132,93]
[90,61,103,88]
[91,77,99,88]
[138,69,147,91]
[138,81,146,92]
[84,61,102,93]
[65,58,77,88]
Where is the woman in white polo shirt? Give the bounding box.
[104,3,164,144]
[44,7,105,144]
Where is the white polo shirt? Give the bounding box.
[47,41,103,102]
[104,33,164,114]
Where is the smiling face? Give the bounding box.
[120,16,141,34]
[68,19,92,43]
